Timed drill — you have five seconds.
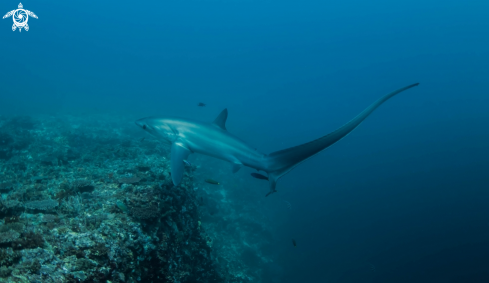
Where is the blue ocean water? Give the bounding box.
[1,0,489,282]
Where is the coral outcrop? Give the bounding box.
[0,114,276,283]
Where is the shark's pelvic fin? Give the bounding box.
[231,162,243,173]
[265,173,278,197]
[213,109,228,130]
[171,141,191,186]
[264,83,419,196]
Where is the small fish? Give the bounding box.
[115,149,120,153]
[140,137,145,142]
[283,200,291,210]
[183,160,191,166]
[251,173,268,180]
[205,179,220,185]
[197,102,206,107]
[292,239,297,247]
[265,189,277,197]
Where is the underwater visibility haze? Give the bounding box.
[0,0,489,282]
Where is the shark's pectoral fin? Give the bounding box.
[231,162,243,173]
[171,141,191,186]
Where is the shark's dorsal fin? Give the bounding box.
[213,109,228,130]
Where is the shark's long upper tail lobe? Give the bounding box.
[264,83,419,196]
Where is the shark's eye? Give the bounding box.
[143,125,147,130]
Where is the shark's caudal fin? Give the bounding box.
[264,83,419,196]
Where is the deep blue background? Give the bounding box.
[1,0,489,282]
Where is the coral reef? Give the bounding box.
[0,114,275,282]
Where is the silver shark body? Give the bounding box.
[136,83,419,196]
